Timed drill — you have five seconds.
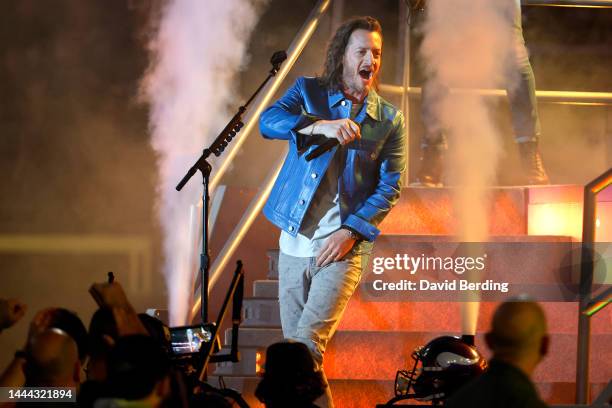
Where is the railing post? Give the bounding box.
[576,184,595,403]
[606,107,612,168]
[397,0,412,185]
[576,167,612,404]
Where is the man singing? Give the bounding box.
[259,16,406,407]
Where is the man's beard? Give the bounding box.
[344,75,368,94]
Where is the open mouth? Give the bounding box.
[359,68,372,80]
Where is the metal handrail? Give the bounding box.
[378,84,612,106]
[584,286,612,316]
[189,0,332,322]
[576,167,612,404]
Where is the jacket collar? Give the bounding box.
[328,88,382,122]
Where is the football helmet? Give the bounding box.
[395,335,487,402]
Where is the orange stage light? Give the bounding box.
[255,350,263,376]
[528,202,583,239]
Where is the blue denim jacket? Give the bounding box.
[259,76,406,242]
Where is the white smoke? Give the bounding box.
[141,0,266,326]
[420,0,517,334]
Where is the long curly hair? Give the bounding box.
[318,16,383,91]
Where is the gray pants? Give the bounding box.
[278,250,371,407]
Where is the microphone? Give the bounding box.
[305,138,339,162]
[270,51,287,71]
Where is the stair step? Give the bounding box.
[223,327,283,347]
[253,279,278,298]
[363,235,580,300]
[377,184,612,239]
[338,296,612,334]
[207,376,610,407]
[213,331,612,383]
[378,186,528,235]
[243,298,281,327]
[262,235,591,303]
[242,294,612,334]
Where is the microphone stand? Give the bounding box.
[175,50,287,324]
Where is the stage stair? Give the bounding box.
[208,185,612,407]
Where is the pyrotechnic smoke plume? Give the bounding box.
[420,0,516,334]
[141,0,266,326]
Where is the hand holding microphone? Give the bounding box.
[305,119,361,161]
[315,119,361,144]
